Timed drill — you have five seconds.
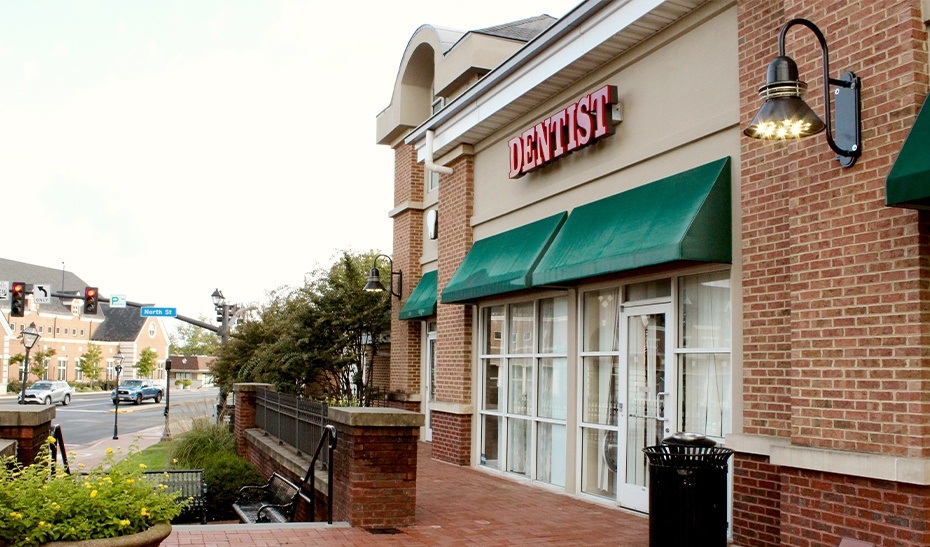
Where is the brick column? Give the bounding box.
[434,154,475,465]
[233,383,274,458]
[327,407,424,528]
[0,406,55,465]
[388,143,425,404]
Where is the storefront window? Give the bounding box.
[583,288,619,352]
[581,428,616,498]
[479,297,567,487]
[582,356,619,425]
[678,270,731,439]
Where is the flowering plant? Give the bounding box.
[0,438,187,547]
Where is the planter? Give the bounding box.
[39,523,172,547]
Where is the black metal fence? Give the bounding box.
[254,389,330,468]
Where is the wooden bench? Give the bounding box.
[233,472,301,523]
[143,469,208,525]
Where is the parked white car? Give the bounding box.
[22,380,74,406]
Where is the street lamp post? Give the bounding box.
[161,359,172,441]
[211,288,229,345]
[112,352,124,440]
[18,323,40,404]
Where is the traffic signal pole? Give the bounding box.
[45,290,221,333]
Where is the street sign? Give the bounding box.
[110,295,127,309]
[34,284,52,304]
[0,281,7,300]
[140,307,177,318]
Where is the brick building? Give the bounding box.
[1,258,171,393]
[377,1,930,544]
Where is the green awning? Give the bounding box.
[442,212,567,303]
[531,157,732,286]
[399,270,437,320]
[886,94,930,210]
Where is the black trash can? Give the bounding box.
[642,432,733,547]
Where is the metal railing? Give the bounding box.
[255,389,329,468]
[49,423,70,475]
[300,424,336,524]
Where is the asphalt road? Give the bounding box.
[0,386,220,446]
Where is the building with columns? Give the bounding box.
[1,258,171,392]
[377,1,930,544]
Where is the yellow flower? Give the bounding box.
[106,447,114,455]
[126,478,135,484]
[158,484,168,490]
[140,508,150,518]
[90,489,98,498]
[138,463,147,469]
[46,436,56,444]
[9,512,22,519]
[119,519,131,528]
[104,477,112,483]
[77,463,85,469]
[38,521,45,527]
[84,482,92,489]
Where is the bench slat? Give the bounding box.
[233,472,300,524]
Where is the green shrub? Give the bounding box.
[6,380,22,395]
[170,418,235,468]
[201,451,263,521]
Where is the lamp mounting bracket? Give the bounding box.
[779,18,861,167]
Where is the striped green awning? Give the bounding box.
[886,94,930,210]
[531,157,732,286]
[441,212,567,303]
[399,270,437,320]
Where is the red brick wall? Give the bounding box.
[429,411,472,466]
[737,0,930,544]
[434,154,475,464]
[390,143,425,397]
[330,423,420,528]
[732,453,782,546]
[740,0,930,457]
[781,468,930,546]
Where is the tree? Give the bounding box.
[169,318,219,356]
[78,344,103,387]
[211,249,391,405]
[136,348,159,378]
[10,348,56,383]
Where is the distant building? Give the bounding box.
[167,355,215,389]
[0,258,170,393]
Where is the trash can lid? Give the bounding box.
[661,432,717,447]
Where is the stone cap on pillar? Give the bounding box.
[328,407,425,428]
[232,383,276,393]
[0,406,56,427]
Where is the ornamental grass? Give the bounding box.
[0,438,187,547]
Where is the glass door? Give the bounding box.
[618,303,674,512]
[425,326,437,442]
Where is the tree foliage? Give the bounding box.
[78,344,103,386]
[169,318,219,356]
[10,348,57,383]
[212,250,391,405]
[136,347,159,378]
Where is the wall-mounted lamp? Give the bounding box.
[744,18,861,168]
[363,254,402,300]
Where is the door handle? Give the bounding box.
[656,392,669,422]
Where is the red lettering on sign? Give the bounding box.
[508,85,618,179]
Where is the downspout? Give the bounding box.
[425,130,453,175]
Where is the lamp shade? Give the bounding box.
[363,267,386,292]
[744,55,826,140]
[22,323,40,349]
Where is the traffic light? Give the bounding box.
[83,287,99,315]
[10,282,25,317]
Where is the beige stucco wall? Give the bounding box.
[470,5,740,239]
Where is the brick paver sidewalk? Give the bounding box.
[165,442,650,546]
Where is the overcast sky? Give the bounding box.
[0,0,574,330]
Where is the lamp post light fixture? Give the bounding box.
[212,288,230,345]
[362,254,403,300]
[744,18,862,168]
[17,323,41,404]
[161,358,172,442]
[112,352,124,440]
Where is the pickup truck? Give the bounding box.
[112,379,164,405]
